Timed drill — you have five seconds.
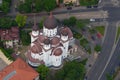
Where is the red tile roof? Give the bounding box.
[0,58,39,80]
[0,27,19,41]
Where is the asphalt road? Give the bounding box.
[103,7,120,22]
[87,22,116,80]
[100,38,120,80]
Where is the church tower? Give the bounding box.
[31,14,39,43]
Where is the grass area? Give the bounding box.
[116,26,120,42]
[95,26,105,36]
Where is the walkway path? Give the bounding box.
[0,50,12,65]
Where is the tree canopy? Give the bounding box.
[15,14,27,27]
[0,17,13,29]
[55,61,86,80]
[37,65,49,80]
[43,0,57,12]
[0,0,11,14]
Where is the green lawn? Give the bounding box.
[95,26,105,36]
[116,26,120,42]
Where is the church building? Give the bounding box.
[26,14,75,67]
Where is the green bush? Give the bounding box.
[94,45,101,52]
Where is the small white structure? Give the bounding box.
[26,14,75,67]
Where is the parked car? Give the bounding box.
[87,6,92,8]
[93,5,98,8]
[67,6,72,10]
[90,18,95,21]
[99,0,102,3]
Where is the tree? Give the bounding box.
[20,30,31,46]
[55,61,86,80]
[34,0,43,12]
[68,17,77,27]
[43,0,57,12]
[63,17,77,27]
[76,20,85,29]
[0,1,9,14]
[106,74,114,80]
[0,17,12,29]
[15,14,27,27]
[37,65,49,80]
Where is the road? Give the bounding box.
[100,38,120,79]
[87,22,116,80]
[87,0,120,80]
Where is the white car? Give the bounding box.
[99,0,102,3]
[90,18,95,21]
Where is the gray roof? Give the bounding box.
[3,71,16,80]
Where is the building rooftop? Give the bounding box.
[0,58,39,80]
[0,27,19,41]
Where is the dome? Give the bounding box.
[61,28,68,36]
[44,38,51,45]
[51,37,60,46]
[60,27,73,38]
[53,48,62,56]
[37,35,45,45]
[44,14,58,29]
[31,44,42,53]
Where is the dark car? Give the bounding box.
[87,6,92,8]
[91,36,96,41]
[67,7,72,10]
[93,5,98,8]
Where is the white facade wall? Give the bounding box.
[43,44,50,50]
[43,27,57,37]
[43,50,52,66]
[52,55,62,67]
[31,31,39,42]
[61,35,68,41]
[28,60,40,67]
[62,41,69,58]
